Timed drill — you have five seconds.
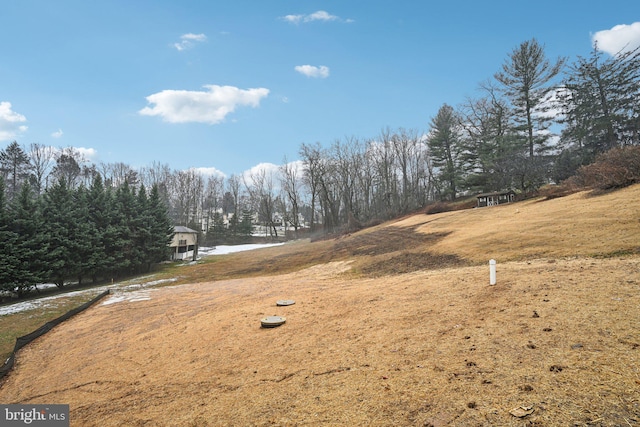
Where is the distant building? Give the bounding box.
[170,226,198,261]
[476,190,516,207]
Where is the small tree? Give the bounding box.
[209,211,227,244]
[238,209,254,237]
[0,141,31,200]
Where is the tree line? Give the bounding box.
[0,175,173,296]
[1,38,639,244]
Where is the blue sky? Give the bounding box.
[2,1,639,177]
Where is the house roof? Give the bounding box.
[173,226,198,234]
[476,190,515,198]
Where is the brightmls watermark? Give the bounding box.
[1,405,69,426]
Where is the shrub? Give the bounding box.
[567,146,640,190]
[425,198,477,215]
[537,183,580,200]
[424,201,453,215]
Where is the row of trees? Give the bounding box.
[426,40,640,200]
[0,176,173,296]
[1,39,639,241]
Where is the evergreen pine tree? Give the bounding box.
[110,181,137,276]
[209,211,227,244]
[559,46,640,161]
[0,178,20,295]
[0,141,31,201]
[86,174,112,282]
[495,38,565,158]
[73,185,96,285]
[9,183,49,296]
[146,184,173,266]
[238,209,254,238]
[427,104,464,200]
[41,178,80,288]
[135,184,153,272]
[101,185,120,281]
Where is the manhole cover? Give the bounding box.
[276,299,295,306]
[261,316,286,328]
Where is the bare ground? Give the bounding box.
[1,186,639,426]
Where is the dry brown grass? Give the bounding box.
[1,185,639,426]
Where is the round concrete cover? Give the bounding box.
[276,299,295,306]
[261,316,286,328]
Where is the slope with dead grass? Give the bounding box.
[0,186,639,426]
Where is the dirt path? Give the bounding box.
[1,257,638,426]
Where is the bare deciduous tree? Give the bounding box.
[28,143,56,193]
[279,158,303,235]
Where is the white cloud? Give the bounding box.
[592,22,640,55]
[173,33,207,51]
[139,85,270,124]
[0,101,28,141]
[75,147,98,162]
[295,65,330,78]
[285,159,305,178]
[281,10,352,25]
[242,162,280,182]
[50,146,98,163]
[191,166,226,179]
[51,128,63,138]
[307,10,338,22]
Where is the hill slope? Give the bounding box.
[0,186,639,426]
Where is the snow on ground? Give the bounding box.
[0,244,284,316]
[0,287,108,316]
[0,277,177,316]
[100,278,177,306]
[101,288,158,306]
[199,243,284,256]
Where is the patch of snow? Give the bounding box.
[0,277,179,315]
[100,278,176,306]
[201,243,284,256]
[0,244,283,315]
[0,288,105,316]
[102,289,157,305]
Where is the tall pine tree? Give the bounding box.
[559,45,640,162]
[110,181,137,276]
[0,141,31,201]
[135,184,153,272]
[86,174,112,281]
[9,183,49,295]
[495,39,565,158]
[427,104,464,200]
[41,178,81,288]
[146,184,173,268]
[0,178,20,295]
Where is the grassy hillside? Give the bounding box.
[1,185,639,426]
[168,184,640,284]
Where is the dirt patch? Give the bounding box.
[360,251,465,276]
[333,226,449,257]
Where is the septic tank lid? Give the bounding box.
[261,316,286,328]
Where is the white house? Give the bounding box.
[170,226,198,261]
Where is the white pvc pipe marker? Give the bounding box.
[489,259,496,285]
